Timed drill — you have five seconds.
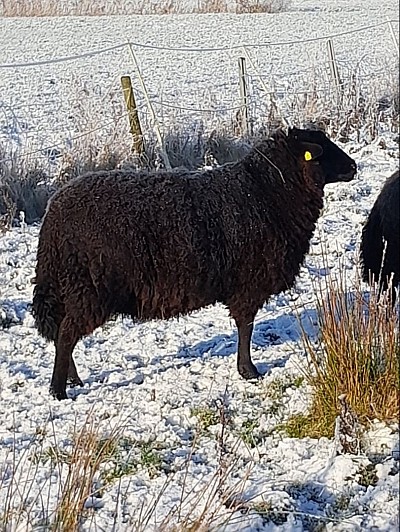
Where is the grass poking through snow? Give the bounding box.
[52,418,120,531]
[292,271,399,439]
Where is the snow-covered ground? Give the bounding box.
[0,130,398,530]
[0,0,399,530]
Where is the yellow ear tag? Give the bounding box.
[304,151,313,161]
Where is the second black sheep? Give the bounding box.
[360,170,399,304]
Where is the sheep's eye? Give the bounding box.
[304,151,313,161]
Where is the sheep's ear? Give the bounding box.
[301,142,323,161]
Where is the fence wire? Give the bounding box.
[0,20,398,69]
[0,19,398,165]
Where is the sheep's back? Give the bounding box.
[40,152,326,319]
[375,171,399,239]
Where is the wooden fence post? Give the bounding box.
[238,56,249,136]
[120,75,144,156]
[127,44,172,171]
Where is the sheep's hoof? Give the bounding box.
[49,386,68,401]
[238,363,262,380]
[67,376,84,388]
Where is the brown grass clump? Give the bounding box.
[297,271,399,439]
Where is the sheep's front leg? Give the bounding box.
[51,317,80,400]
[234,315,261,380]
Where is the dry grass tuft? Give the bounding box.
[52,419,119,531]
[0,414,122,531]
[298,270,399,439]
[236,0,291,13]
[197,0,228,13]
[0,152,55,230]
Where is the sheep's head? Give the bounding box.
[287,127,357,185]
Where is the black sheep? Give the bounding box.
[360,170,399,303]
[32,127,357,400]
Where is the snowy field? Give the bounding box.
[0,135,398,531]
[0,0,399,530]
[0,0,399,159]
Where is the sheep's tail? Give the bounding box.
[32,230,63,342]
[32,281,62,342]
[360,208,384,285]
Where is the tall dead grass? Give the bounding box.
[0,0,292,17]
[297,269,399,439]
[0,415,119,531]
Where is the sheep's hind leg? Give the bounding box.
[51,317,81,400]
[234,314,261,380]
[67,356,84,388]
[54,331,83,387]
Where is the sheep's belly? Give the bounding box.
[134,283,219,321]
